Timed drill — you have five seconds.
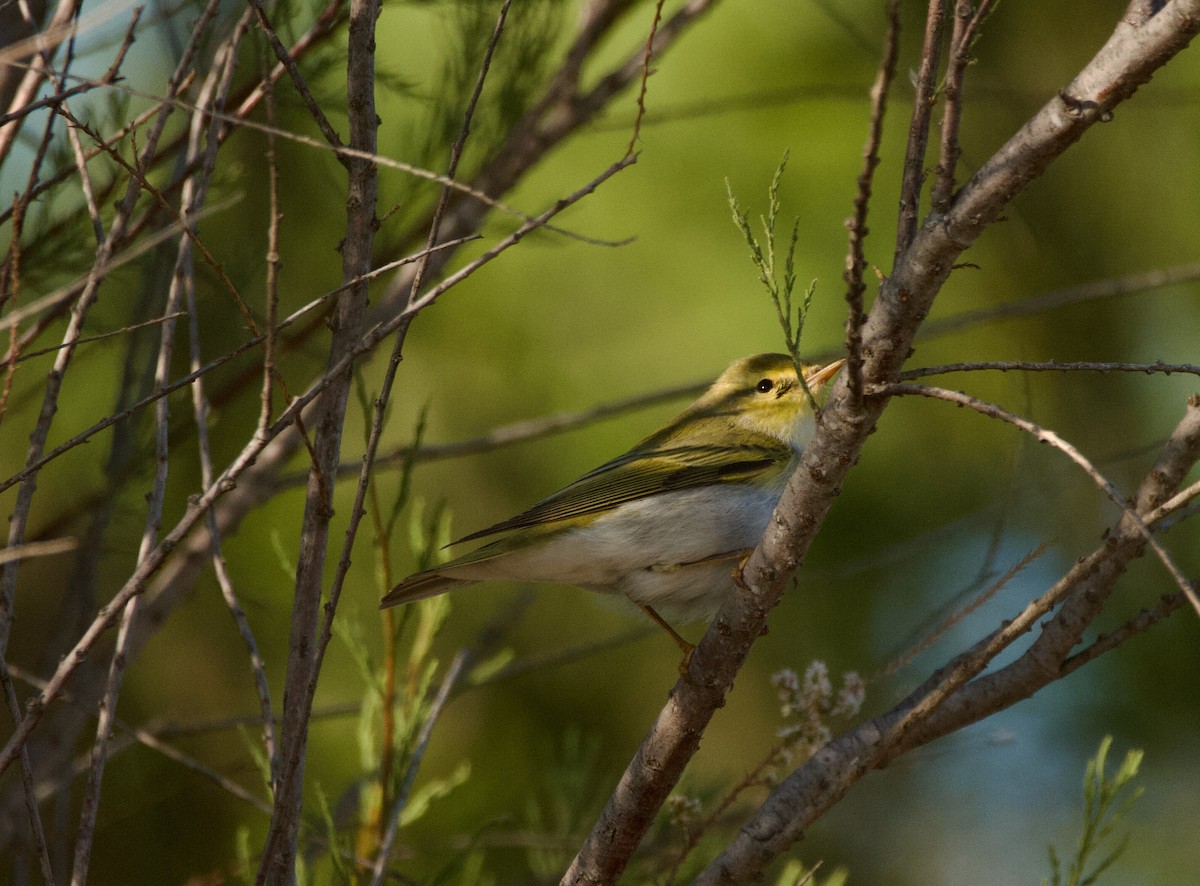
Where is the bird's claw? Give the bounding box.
[731,548,755,591]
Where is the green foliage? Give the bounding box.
[314,783,356,883]
[282,383,476,881]
[235,825,254,885]
[1043,735,1144,886]
[726,151,819,410]
[236,723,276,799]
[400,760,472,829]
[382,0,564,234]
[774,859,850,886]
[523,728,607,879]
[270,529,298,581]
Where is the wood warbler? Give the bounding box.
[381,354,844,650]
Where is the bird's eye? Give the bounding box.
[755,378,774,394]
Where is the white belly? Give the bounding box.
[451,484,782,621]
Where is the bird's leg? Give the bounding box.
[641,549,754,674]
[635,602,695,675]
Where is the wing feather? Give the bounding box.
[454,437,791,544]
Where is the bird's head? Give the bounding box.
[701,353,845,451]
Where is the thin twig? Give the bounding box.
[0,0,335,238]
[245,0,344,150]
[626,0,667,156]
[43,5,142,246]
[9,662,273,814]
[899,359,1200,379]
[0,244,470,497]
[894,0,948,258]
[0,663,54,884]
[918,261,1200,341]
[28,68,612,243]
[0,196,239,335]
[0,0,226,693]
[0,0,116,164]
[187,12,279,791]
[930,1,997,213]
[377,0,721,308]
[881,382,1200,615]
[72,16,256,880]
[260,55,283,437]
[233,0,349,122]
[0,152,637,783]
[844,0,901,407]
[12,313,188,364]
[61,108,259,331]
[349,0,515,846]
[1142,477,1200,527]
[315,383,704,489]
[1059,591,1187,676]
[0,71,194,234]
[0,538,77,566]
[369,650,468,885]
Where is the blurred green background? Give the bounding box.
[2,0,1198,882]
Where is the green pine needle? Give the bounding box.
[1043,735,1144,886]
[726,151,820,413]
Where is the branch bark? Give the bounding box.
[696,392,1200,882]
[256,0,380,879]
[564,2,1200,881]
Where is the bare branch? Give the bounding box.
[567,4,1200,881]
[369,650,468,884]
[71,15,256,880]
[894,0,948,257]
[843,0,901,408]
[697,392,1200,883]
[918,261,1200,340]
[0,662,54,884]
[257,0,382,874]
[900,359,1200,379]
[885,382,1200,613]
[246,0,343,150]
[0,0,226,685]
[931,1,998,213]
[0,538,77,566]
[1060,591,1187,676]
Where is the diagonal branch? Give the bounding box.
[883,382,1199,612]
[564,3,1200,882]
[696,392,1200,883]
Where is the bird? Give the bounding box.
[380,353,844,654]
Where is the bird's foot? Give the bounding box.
[636,602,695,675]
[731,548,756,591]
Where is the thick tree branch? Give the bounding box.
[565,3,1200,881]
[697,393,1200,883]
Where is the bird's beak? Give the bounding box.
[804,358,846,391]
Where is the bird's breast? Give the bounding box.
[482,484,779,585]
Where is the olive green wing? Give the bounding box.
[453,437,793,545]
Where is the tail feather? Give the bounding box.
[379,570,474,609]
